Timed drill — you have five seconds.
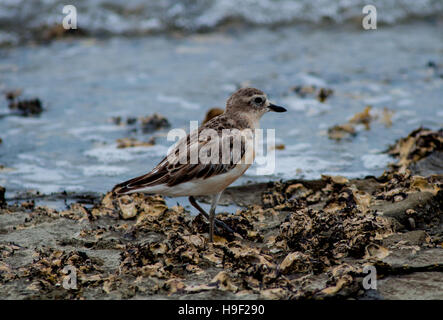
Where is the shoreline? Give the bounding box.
[0,127,442,300]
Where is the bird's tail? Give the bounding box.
[111,179,139,195]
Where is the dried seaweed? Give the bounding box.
[1,128,442,299]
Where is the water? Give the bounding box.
[0,19,442,199]
[1,0,443,45]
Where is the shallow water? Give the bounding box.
[0,21,442,200]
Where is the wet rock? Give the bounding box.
[381,107,394,128]
[372,191,441,229]
[324,175,349,185]
[38,24,88,42]
[317,88,333,103]
[111,116,137,126]
[382,230,428,247]
[272,144,286,150]
[203,108,224,124]
[410,151,443,176]
[427,61,437,69]
[20,200,35,210]
[349,106,373,130]
[4,89,22,102]
[5,89,42,116]
[377,272,443,300]
[328,106,395,140]
[140,113,171,133]
[388,128,443,172]
[59,203,91,221]
[291,85,317,97]
[291,85,334,102]
[364,244,390,260]
[327,124,356,140]
[376,248,443,275]
[116,137,155,149]
[110,116,122,125]
[126,117,137,125]
[111,113,170,133]
[8,98,43,116]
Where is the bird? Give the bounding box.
[112,87,287,242]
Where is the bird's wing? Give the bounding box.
[112,127,253,194]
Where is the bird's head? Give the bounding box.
[225,87,286,119]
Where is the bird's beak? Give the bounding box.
[268,103,287,112]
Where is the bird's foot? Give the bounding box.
[213,218,243,241]
[214,218,235,234]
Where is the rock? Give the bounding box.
[382,230,428,247]
[317,88,333,102]
[291,85,333,102]
[410,151,443,176]
[116,137,155,149]
[372,191,439,227]
[8,98,43,116]
[139,113,171,133]
[272,144,286,150]
[364,244,391,260]
[324,175,349,185]
[39,24,87,42]
[291,85,317,97]
[111,113,171,133]
[111,116,138,126]
[328,106,395,140]
[381,107,394,128]
[20,200,35,210]
[380,248,443,271]
[4,89,22,101]
[377,272,443,299]
[349,106,373,130]
[327,124,356,140]
[387,128,443,171]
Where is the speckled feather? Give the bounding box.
[112,88,267,196]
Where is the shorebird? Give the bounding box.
[112,88,286,242]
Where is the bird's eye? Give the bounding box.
[254,97,263,104]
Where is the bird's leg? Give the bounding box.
[209,192,222,242]
[188,194,234,236]
[188,196,209,219]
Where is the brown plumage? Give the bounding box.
[112,87,286,242]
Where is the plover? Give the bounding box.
[113,88,286,242]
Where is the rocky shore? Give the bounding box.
[0,128,442,300]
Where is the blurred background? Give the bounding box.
[0,0,442,202]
